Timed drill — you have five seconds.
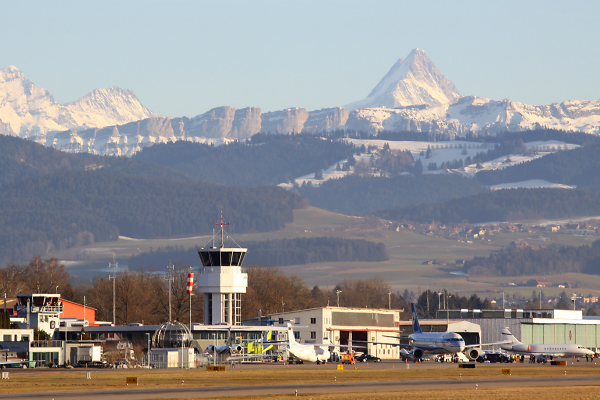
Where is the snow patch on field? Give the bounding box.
[490,179,576,190]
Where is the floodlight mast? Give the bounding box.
[165,261,175,321]
[108,254,118,325]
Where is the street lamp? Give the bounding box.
[388,292,392,309]
[55,286,58,294]
[437,292,443,309]
[336,290,342,307]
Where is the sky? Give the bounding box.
[1,0,599,118]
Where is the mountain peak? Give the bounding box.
[0,65,25,83]
[346,48,460,110]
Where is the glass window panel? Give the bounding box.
[239,252,246,266]
[221,252,232,266]
[199,251,210,267]
[231,251,241,266]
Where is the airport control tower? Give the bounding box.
[196,215,248,325]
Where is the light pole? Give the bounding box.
[388,292,392,309]
[108,254,118,325]
[336,290,342,307]
[55,286,58,294]
[146,333,150,368]
[437,292,443,312]
[165,261,174,322]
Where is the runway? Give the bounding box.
[2,375,600,400]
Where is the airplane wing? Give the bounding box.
[0,360,35,365]
[464,340,512,348]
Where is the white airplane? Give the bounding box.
[264,323,357,364]
[368,303,507,361]
[500,327,594,357]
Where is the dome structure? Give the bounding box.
[152,320,192,349]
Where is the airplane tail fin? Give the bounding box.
[225,327,232,347]
[411,303,422,334]
[501,327,521,345]
[262,329,274,353]
[287,323,297,348]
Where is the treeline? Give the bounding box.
[128,237,388,269]
[133,133,355,187]
[0,170,306,265]
[297,174,485,215]
[0,134,190,186]
[374,188,600,224]
[476,143,600,190]
[464,240,600,277]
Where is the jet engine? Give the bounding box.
[466,348,481,361]
[232,344,243,353]
[401,348,423,361]
[204,344,216,354]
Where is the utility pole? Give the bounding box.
[571,293,582,310]
[165,261,175,322]
[108,254,118,325]
[336,290,342,307]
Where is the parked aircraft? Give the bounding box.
[264,323,356,364]
[204,327,264,363]
[368,303,507,361]
[500,327,594,357]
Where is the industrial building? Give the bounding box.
[437,308,600,350]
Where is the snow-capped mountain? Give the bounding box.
[345,48,460,111]
[0,65,158,141]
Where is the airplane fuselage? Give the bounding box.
[409,332,466,355]
[501,343,594,357]
[288,344,330,363]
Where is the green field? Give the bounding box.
[46,206,600,298]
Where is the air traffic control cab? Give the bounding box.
[196,216,248,325]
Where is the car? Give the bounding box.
[356,354,381,363]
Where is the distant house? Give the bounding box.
[565,223,580,230]
[545,225,560,232]
[510,240,529,248]
[455,259,466,266]
[535,280,552,288]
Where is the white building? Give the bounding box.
[269,307,403,359]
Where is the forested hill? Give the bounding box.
[374,188,600,225]
[128,237,388,269]
[297,174,485,215]
[133,133,355,187]
[476,144,600,189]
[464,240,600,277]
[0,134,191,186]
[0,170,306,265]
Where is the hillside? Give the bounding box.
[133,133,355,187]
[128,237,388,269]
[297,174,485,215]
[0,133,190,186]
[476,144,600,190]
[374,188,600,225]
[0,170,306,265]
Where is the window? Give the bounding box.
[311,318,316,324]
[294,318,300,324]
[278,318,284,325]
[311,332,316,339]
[294,331,300,340]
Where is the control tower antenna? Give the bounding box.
[214,211,229,248]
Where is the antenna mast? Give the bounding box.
[214,211,229,248]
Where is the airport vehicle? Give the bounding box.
[341,354,356,364]
[356,354,381,363]
[476,351,510,363]
[500,327,595,358]
[367,303,508,361]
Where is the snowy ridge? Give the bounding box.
[345,96,600,136]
